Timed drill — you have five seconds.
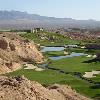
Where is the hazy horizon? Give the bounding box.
[0,0,100,21]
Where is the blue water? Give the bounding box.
[41,46,85,60]
[41,46,65,52]
[49,52,85,60]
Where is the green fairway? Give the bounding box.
[44,51,67,57]
[5,68,100,98]
[5,69,68,85]
[48,56,100,73]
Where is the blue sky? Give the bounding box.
[0,0,100,20]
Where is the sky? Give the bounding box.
[0,0,100,20]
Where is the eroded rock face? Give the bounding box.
[0,32,44,74]
[0,39,8,50]
[0,76,89,100]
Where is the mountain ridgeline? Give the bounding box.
[0,10,100,29]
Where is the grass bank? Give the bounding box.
[20,32,79,46]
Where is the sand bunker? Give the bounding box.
[83,71,100,78]
[86,55,97,58]
[24,64,45,71]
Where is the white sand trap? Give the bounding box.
[83,71,100,78]
[64,51,69,55]
[86,55,97,58]
[86,55,92,58]
[35,68,45,71]
[92,71,100,74]
[24,64,37,69]
[24,64,45,71]
[92,55,97,58]
[81,46,85,49]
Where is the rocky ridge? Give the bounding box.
[0,32,44,74]
[0,76,89,100]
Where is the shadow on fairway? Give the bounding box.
[83,58,100,63]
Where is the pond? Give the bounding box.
[41,46,86,60]
[49,52,85,60]
[41,46,65,52]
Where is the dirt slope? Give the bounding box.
[0,32,44,74]
[0,76,89,100]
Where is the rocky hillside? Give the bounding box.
[0,76,89,100]
[0,32,44,74]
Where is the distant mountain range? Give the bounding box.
[0,10,100,29]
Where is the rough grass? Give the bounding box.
[20,32,79,46]
[90,74,100,83]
